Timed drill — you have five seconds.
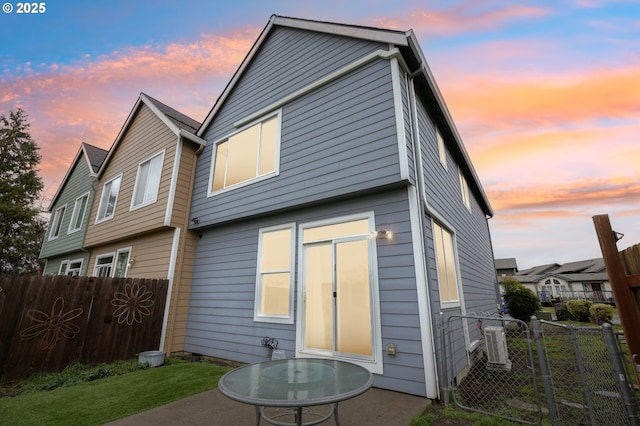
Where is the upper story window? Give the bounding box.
[131,151,164,209]
[96,174,122,223]
[436,128,446,168]
[459,169,471,211]
[209,112,280,194]
[68,193,89,233]
[49,205,67,240]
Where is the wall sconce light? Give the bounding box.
[192,217,199,225]
[128,258,136,267]
[372,229,393,240]
[613,231,624,242]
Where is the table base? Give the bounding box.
[256,403,340,426]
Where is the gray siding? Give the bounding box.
[185,188,428,396]
[40,155,96,262]
[42,252,91,276]
[415,94,499,371]
[190,27,403,227]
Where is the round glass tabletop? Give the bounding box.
[218,358,374,407]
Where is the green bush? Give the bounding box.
[589,303,614,324]
[501,278,541,323]
[553,301,576,321]
[566,299,593,322]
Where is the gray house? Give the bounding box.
[40,143,108,276]
[185,15,498,398]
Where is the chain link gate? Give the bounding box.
[441,314,640,425]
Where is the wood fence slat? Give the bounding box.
[0,275,168,384]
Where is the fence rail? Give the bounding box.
[0,274,168,383]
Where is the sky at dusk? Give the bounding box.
[1,0,638,269]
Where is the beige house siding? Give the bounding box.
[85,104,177,248]
[169,142,198,229]
[87,229,175,279]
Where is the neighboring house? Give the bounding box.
[495,258,518,278]
[82,92,205,354]
[184,16,499,398]
[39,143,108,276]
[516,258,611,304]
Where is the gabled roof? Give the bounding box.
[515,258,608,284]
[495,258,518,271]
[197,14,493,217]
[99,93,205,178]
[48,142,108,211]
[518,263,560,276]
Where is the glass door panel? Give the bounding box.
[336,238,372,356]
[304,243,333,351]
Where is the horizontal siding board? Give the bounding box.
[185,188,427,395]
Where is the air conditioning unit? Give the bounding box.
[484,326,512,371]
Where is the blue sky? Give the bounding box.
[1,0,639,268]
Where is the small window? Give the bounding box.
[437,128,446,167]
[97,175,122,222]
[60,259,83,276]
[254,224,294,323]
[459,169,471,210]
[113,248,131,278]
[68,193,89,233]
[94,254,114,277]
[49,205,67,240]
[132,151,164,209]
[433,222,460,308]
[211,113,280,193]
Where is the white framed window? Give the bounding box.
[59,259,83,276]
[96,174,122,223]
[436,127,446,168]
[93,248,131,278]
[459,169,471,210]
[254,223,295,324]
[433,221,461,308]
[49,204,67,240]
[209,111,281,195]
[131,151,164,209]
[296,212,383,374]
[94,254,114,277]
[68,192,90,233]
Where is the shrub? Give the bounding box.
[501,277,541,323]
[553,301,576,321]
[589,303,614,324]
[566,299,593,322]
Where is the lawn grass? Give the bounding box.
[0,358,229,426]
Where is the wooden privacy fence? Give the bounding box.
[0,275,168,384]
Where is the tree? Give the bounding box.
[0,108,46,274]
[501,277,541,323]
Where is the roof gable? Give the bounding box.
[197,14,493,216]
[98,93,204,178]
[47,142,108,211]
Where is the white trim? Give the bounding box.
[253,223,296,324]
[93,252,116,277]
[68,192,90,234]
[436,127,447,169]
[390,57,409,181]
[130,150,165,211]
[207,111,282,197]
[160,227,181,351]
[59,258,84,276]
[165,138,181,227]
[295,211,383,375]
[407,186,439,398]
[95,174,123,224]
[234,48,406,129]
[431,220,462,310]
[48,203,67,240]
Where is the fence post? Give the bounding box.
[531,316,559,424]
[602,323,640,426]
[438,311,449,407]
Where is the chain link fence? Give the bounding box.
[441,314,640,425]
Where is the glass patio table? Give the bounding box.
[217,358,374,426]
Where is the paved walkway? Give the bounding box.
[104,387,428,426]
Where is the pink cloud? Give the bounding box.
[0,28,260,202]
[375,2,549,35]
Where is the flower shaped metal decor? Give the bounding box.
[20,297,83,350]
[111,281,154,325]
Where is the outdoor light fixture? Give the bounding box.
[373,229,393,240]
[128,258,136,267]
[613,231,624,242]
